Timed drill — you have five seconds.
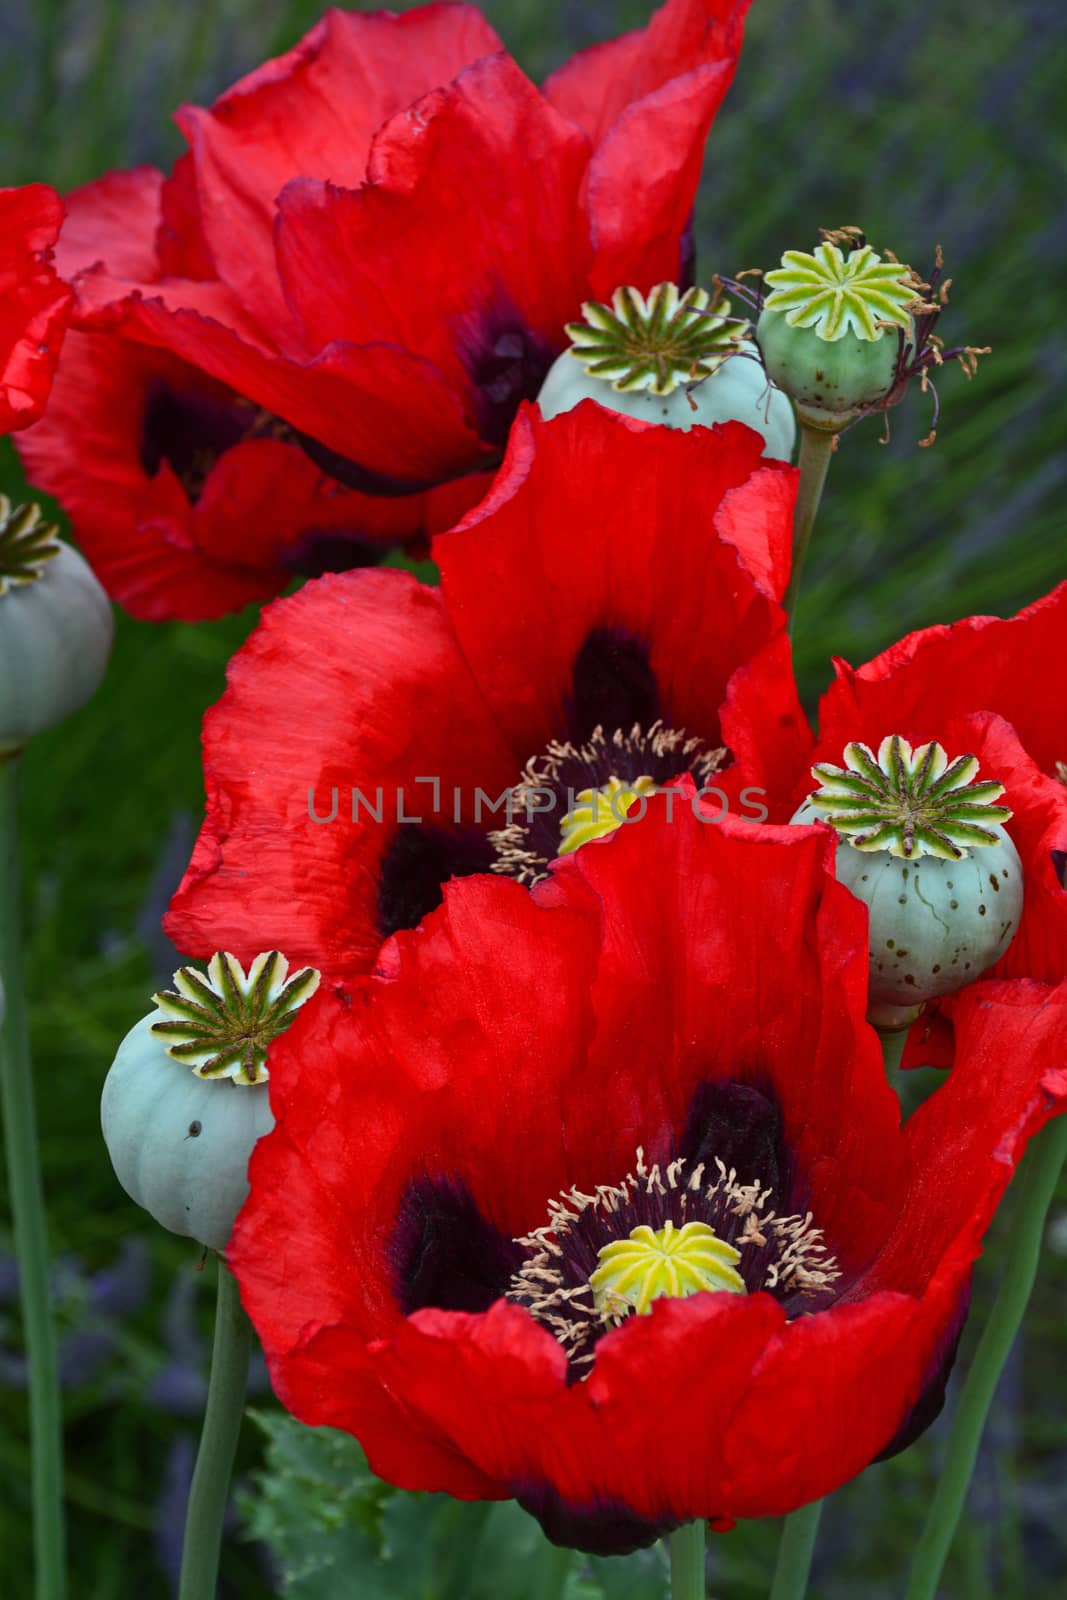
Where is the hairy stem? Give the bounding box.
[783,425,836,624]
[178,1259,252,1600]
[0,751,67,1599]
[906,1115,1067,1599]
[669,1520,705,1599]
[770,1500,823,1600]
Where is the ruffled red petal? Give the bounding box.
[165,569,516,970]
[17,326,423,621]
[546,0,751,293]
[274,55,590,417]
[170,4,502,331]
[0,184,72,434]
[437,403,805,775]
[820,582,1067,782]
[544,0,749,144]
[231,798,1067,1537]
[66,2,750,488]
[55,167,164,281]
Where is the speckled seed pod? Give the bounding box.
[538,282,796,459]
[101,952,319,1249]
[791,737,1023,1029]
[0,499,113,753]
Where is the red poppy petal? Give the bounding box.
[820,582,1067,781]
[585,61,738,297]
[229,795,1067,1539]
[719,632,813,821]
[275,55,591,405]
[543,0,750,145]
[17,327,393,621]
[55,167,164,281]
[947,715,1067,986]
[437,403,796,763]
[855,977,1067,1298]
[76,275,485,485]
[171,4,503,331]
[189,438,424,566]
[165,569,516,973]
[539,800,902,1277]
[0,184,72,433]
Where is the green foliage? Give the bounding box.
[240,1412,668,1599]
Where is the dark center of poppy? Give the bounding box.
[377,825,496,941]
[388,1083,836,1382]
[508,1145,839,1374]
[140,381,270,502]
[489,720,725,885]
[458,309,557,448]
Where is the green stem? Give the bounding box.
[878,1024,908,1098]
[0,752,66,1600]
[769,1500,823,1600]
[906,1114,1067,1600]
[532,1541,574,1600]
[669,1519,705,1599]
[178,1259,252,1600]
[783,425,836,624]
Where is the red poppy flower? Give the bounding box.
[228,798,1067,1552]
[16,169,484,621]
[165,403,805,976]
[798,583,1067,1058]
[70,0,752,496]
[0,184,72,435]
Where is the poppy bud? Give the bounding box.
[538,282,796,459]
[101,952,320,1249]
[0,498,113,753]
[791,737,1023,1028]
[756,236,918,429]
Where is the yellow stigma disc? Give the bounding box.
[590,1220,746,1317]
[558,774,657,857]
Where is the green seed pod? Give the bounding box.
[0,498,113,753]
[539,282,796,459]
[101,952,319,1249]
[791,737,1023,1029]
[756,239,917,428]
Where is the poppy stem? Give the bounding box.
[0,751,67,1599]
[905,1113,1067,1600]
[769,1498,823,1599]
[668,1519,705,1597]
[177,1257,252,1600]
[783,425,835,627]
[531,1541,573,1600]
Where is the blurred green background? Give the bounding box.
[0,0,1064,1594]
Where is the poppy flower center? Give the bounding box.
[558,775,658,856]
[490,721,725,884]
[508,1146,839,1375]
[140,383,289,504]
[590,1220,746,1316]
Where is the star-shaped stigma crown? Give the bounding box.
[0,497,62,596]
[149,951,321,1085]
[763,238,917,343]
[565,283,747,395]
[809,736,1012,861]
